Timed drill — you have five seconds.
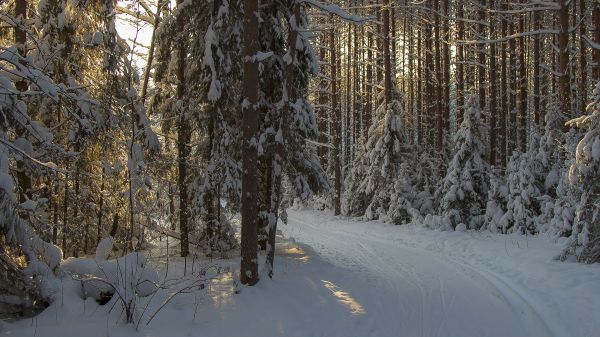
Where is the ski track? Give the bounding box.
[283,211,565,337]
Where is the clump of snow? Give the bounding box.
[94,237,114,261]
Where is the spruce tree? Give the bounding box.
[437,95,488,230]
[561,82,600,262]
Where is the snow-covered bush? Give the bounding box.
[437,95,489,230]
[62,248,159,323]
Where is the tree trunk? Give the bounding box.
[424,4,434,149]
[594,1,600,82]
[580,0,588,111]
[240,0,260,286]
[456,2,465,127]
[331,16,341,216]
[383,0,391,105]
[318,44,328,165]
[477,0,487,114]
[62,172,69,256]
[141,0,164,103]
[345,21,352,165]
[442,0,450,136]
[417,27,423,146]
[518,13,527,152]
[533,7,541,125]
[176,0,190,258]
[434,0,443,151]
[365,3,373,141]
[97,166,105,245]
[489,2,497,166]
[558,0,571,122]
[14,0,31,205]
[500,4,508,166]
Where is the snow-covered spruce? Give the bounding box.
[343,97,407,221]
[501,151,541,234]
[561,81,600,263]
[484,168,508,233]
[436,95,489,230]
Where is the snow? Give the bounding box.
[281,210,600,337]
[95,237,114,261]
[4,210,600,337]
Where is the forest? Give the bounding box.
[1,0,600,336]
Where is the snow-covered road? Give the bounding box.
[281,210,600,337]
[4,210,599,337]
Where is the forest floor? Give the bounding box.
[2,209,600,337]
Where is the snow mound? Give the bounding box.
[61,252,159,301]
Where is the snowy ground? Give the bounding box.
[3,210,599,337]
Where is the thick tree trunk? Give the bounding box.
[240,0,260,286]
[176,0,190,258]
[558,0,571,121]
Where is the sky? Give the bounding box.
[115,0,155,71]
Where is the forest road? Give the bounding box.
[281,210,565,337]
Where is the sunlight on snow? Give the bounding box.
[209,272,236,307]
[321,280,366,316]
[279,245,311,263]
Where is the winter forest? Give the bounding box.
[1,0,600,336]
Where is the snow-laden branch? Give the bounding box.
[300,0,373,24]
